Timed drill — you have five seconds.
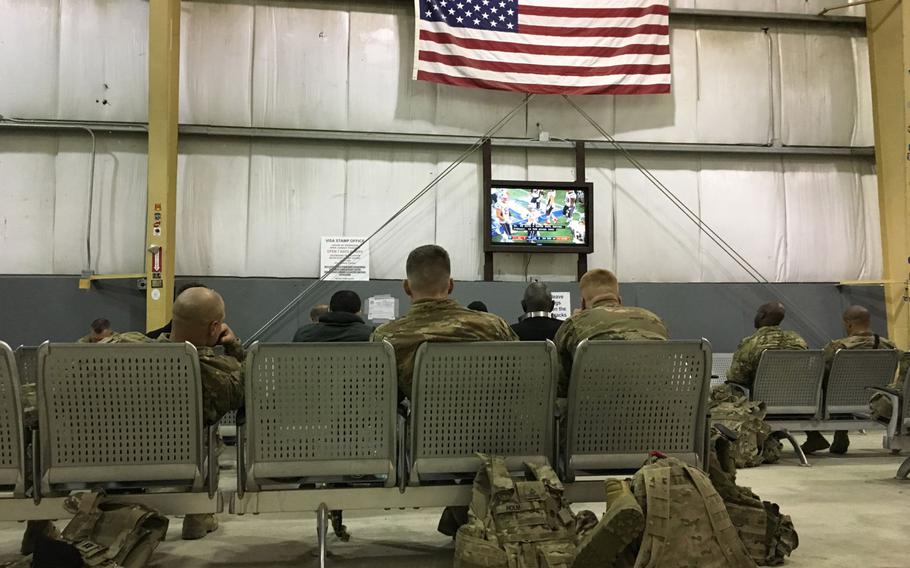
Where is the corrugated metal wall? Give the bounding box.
[0,0,881,282]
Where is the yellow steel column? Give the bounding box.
[867,0,910,350]
[145,0,181,331]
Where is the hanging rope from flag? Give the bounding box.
[413,0,672,95]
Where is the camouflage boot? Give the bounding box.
[800,431,829,455]
[20,520,59,556]
[181,513,218,540]
[830,431,850,455]
[574,479,643,568]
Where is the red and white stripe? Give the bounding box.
[414,0,671,95]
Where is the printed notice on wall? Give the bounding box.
[320,237,370,281]
[551,292,571,320]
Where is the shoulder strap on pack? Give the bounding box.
[639,462,671,567]
[684,464,757,568]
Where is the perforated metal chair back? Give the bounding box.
[566,340,711,477]
[14,346,38,385]
[826,349,900,416]
[753,350,825,416]
[244,342,397,490]
[410,341,556,483]
[37,343,205,493]
[712,353,734,385]
[0,342,25,496]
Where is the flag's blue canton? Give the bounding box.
[419,0,519,32]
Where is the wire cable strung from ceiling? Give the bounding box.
[243,94,536,346]
[560,95,831,345]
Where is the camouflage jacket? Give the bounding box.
[727,326,808,387]
[553,294,668,396]
[103,332,245,426]
[822,330,898,374]
[370,298,518,396]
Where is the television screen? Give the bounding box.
[487,182,592,253]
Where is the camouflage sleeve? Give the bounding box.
[198,353,244,426]
[222,338,246,363]
[553,319,576,398]
[822,340,840,374]
[725,339,753,385]
[21,383,38,430]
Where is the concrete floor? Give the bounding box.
[1,433,908,567]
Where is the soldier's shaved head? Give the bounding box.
[171,287,226,347]
[404,245,454,299]
[579,269,620,308]
[755,301,786,329]
[522,281,554,313]
[843,305,872,335]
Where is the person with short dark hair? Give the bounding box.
[146,281,209,339]
[511,282,563,342]
[78,318,113,343]
[726,302,807,390]
[293,290,373,343]
[309,304,330,323]
[804,305,898,456]
[467,301,488,312]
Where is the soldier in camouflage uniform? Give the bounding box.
[804,305,898,455]
[370,244,518,537]
[103,287,244,539]
[554,268,668,396]
[727,302,808,390]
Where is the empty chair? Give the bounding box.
[15,346,38,385]
[37,342,213,498]
[0,342,26,498]
[409,341,557,484]
[239,342,398,493]
[825,349,900,417]
[712,353,734,385]
[565,340,712,480]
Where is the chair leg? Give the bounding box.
[780,430,810,467]
[896,457,910,481]
[316,503,329,568]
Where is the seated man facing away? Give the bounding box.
[511,281,563,342]
[104,287,245,539]
[146,281,208,339]
[803,305,897,456]
[370,244,517,537]
[78,318,113,343]
[293,290,372,342]
[727,301,808,390]
[554,268,668,396]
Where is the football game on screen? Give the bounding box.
[490,187,587,246]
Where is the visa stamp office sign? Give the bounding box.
[320,237,370,281]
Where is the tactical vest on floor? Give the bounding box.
[454,455,584,568]
[710,388,779,468]
[709,437,799,566]
[630,455,758,568]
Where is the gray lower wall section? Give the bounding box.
[0,276,888,353]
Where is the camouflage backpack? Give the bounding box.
[709,434,798,566]
[710,388,781,468]
[630,455,757,568]
[454,455,592,568]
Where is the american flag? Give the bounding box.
[413,0,671,95]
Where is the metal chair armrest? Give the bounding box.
[236,422,246,499]
[397,400,410,493]
[207,425,218,499]
[31,429,40,505]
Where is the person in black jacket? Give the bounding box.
[293,290,373,343]
[511,282,564,342]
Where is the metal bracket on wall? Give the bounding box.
[77,273,146,290]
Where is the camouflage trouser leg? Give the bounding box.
[438,506,470,537]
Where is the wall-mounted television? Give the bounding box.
[485,180,593,254]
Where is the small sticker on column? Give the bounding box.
[151,289,161,301]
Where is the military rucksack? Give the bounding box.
[10,492,170,568]
[710,388,780,468]
[454,455,590,568]
[709,435,798,566]
[630,455,757,568]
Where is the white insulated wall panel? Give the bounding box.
[175,139,251,276]
[695,28,773,144]
[858,166,882,280]
[0,0,59,118]
[851,37,874,147]
[180,1,254,127]
[56,0,148,122]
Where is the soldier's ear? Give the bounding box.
[403,279,412,298]
[447,279,454,295]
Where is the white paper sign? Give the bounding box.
[551,292,571,320]
[368,295,398,322]
[320,237,370,281]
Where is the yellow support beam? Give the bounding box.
[145,0,181,332]
[867,0,910,350]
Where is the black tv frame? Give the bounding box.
[484,179,594,254]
